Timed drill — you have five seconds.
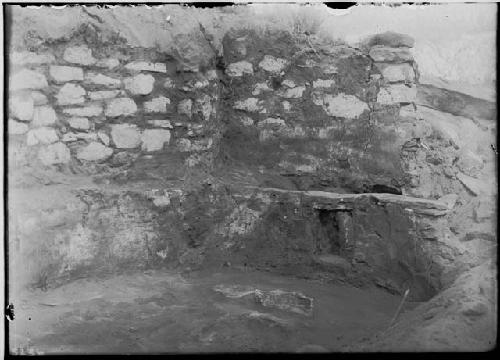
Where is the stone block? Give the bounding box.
[31,91,48,105]
[377,63,415,83]
[27,127,59,146]
[322,93,369,119]
[258,55,288,74]
[369,46,413,63]
[146,120,173,129]
[85,72,121,87]
[312,79,335,88]
[9,92,34,121]
[67,117,90,131]
[10,69,48,90]
[97,131,110,146]
[9,119,29,135]
[110,124,141,149]
[226,61,254,77]
[89,90,120,100]
[234,98,264,112]
[124,61,167,73]
[144,96,170,113]
[377,84,417,104]
[278,86,306,99]
[49,66,84,82]
[38,142,71,165]
[105,98,137,117]
[63,105,103,117]
[252,82,272,95]
[76,142,113,161]
[141,129,171,152]
[11,52,55,65]
[124,74,155,95]
[177,99,193,118]
[32,106,57,127]
[56,83,86,105]
[95,58,120,69]
[194,95,212,121]
[63,45,97,66]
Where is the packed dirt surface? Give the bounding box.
[11,269,406,354]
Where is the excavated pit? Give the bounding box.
[6,4,497,354]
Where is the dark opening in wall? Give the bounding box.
[368,184,402,195]
[316,209,341,254]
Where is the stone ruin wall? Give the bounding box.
[7,24,496,303]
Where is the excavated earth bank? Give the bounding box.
[6,5,497,353]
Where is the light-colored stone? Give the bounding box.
[9,93,34,121]
[32,106,57,127]
[105,98,137,117]
[98,131,110,146]
[438,194,459,210]
[456,172,485,196]
[56,83,86,105]
[38,142,71,165]
[110,124,142,148]
[10,69,48,90]
[312,79,335,88]
[76,142,113,161]
[226,61,253,77]
[377,84,417,104]
[258,118,286,127]
[457,149,484,178]
[67,117,90,131]
[26,127,59,146]
[95,58,120,69]
[11,52,55,65]
[147,120,173,129]
[234,98,264,112]
[85,72,121,87]
[144,96,170,113]
[258,55,288,74]
[282,101,291,112]
[282,79,296,88]
[279,86,306,99]
[49,66,84,82]
[89,90,120,100]
[61,132,98,142]
[125,61,167,73]
[377,63,415,83]
[252,82,272,95]
[206,70,218,81]
[63,46,97,66]
[9,119,29,135]
[322,93,369,118]
[141,129,171,152]
[177,99,192,118]
[63,105,103,117]
[369,46,413,63]
[31,91,48,105]
[194,95,212,121]
[124,74,155,95]
[163,78,175,88]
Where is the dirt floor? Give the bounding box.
[9,268,410,354]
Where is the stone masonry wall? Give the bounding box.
[218,30,420,194]
[8,28,221,183]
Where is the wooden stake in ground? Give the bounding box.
[389,288,410,327]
